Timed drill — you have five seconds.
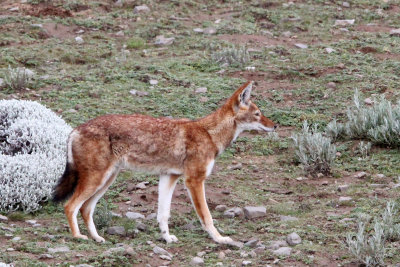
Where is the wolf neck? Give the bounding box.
[198,105,238,155]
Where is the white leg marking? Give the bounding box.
[206,159,215,177]
[72,201,88,240]
[157,174,179,243]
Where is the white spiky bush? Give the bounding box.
[291,121,336,176]
[0,100,71,213]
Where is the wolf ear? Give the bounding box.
[238,81,253,107]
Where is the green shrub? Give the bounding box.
[126,37,146,49]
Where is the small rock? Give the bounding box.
[6,248,15,252]
[182,222,196,230]
[195,87,207,94]
[114,0,123,7]
[294,43,308,49]
[193,28,204,33]
[327,82,337,89]
[364,98,373,105]
[155,35,175,46]
[296,177,307,181]
[338,184,349,192]
[203,27,217,35]
[136,181,148,189]
[375,174,385,179]
[215,19,221,24]
[280,215,298,222]
[354,171,368,179]
[0,215,8,221]
[39,254,54,259]
[76,29,85,34]
[75,36,84,44]
[133,5,150,13]
[75,104,83,110]
[322,180,329,185]
[153,246,172,258]
[286,232,301,246]
[67,108,78,113]
[31,24,43,28]
[197,251,206,257]
[48,246,70,253]
[149,80,158,85]
[245,239,258,248]
[282,31,292,38]
[9,7,19,12]
[339,196,352,203]
[160,255,172,261]
[104,247,125,256]
[228,163,242,170]
[125,246,136,256]
[325,47,335,54]
[126,212,145,220]
[342,1,350,7]
[107,226,126,236]
[215,205,227,212]
[243,206,266,219]
[43,234,55,240]
[272,247,292,256]
[137,91,149,97]
[224,207,244,218]
[242,260,252,266]
[136,222,147,231]
[12,236,21,241]
[389,29,400,37]
[115,30,124,37]
[340,218,354,223]
[190,256,204,266]
[245,66,256,71]
[334,19,355,26]
[336,152,342,157]
[253,245,266,254]
[218,251,225,259]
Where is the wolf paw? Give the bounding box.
[94,236,106,243]
[74,234,88,240]
[163,234,179,243]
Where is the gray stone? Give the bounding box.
[325,47,335,54]
[195,87,207,94]
[193,28,204,33]
[31,24,43,28]
[334,19,355,26]
[266,240,288,250]
[354,171,368,179]
[153,246,172,258]
[243,206,266,219]
[224,207,244,218]
[12,236,21,241]
[133,5,150,13]
[364,98,373,105]
[160,255,172,261]
[253,245,266,254]
[203,27,217,35]
[389,29,400,37]
[115,30,124,37]
[48,246,70,253]
[111,212,122,218]
[242,261,252,266]
[39,254,54,259]
[0,214,8,221]
[273,247,292,256]
[107,226,126,236]
[182,222,196,230]
[75,36,84,44]
[375,174,385,179]
[286,232,301,246]
[280,215,298,222]
[136,222,147,231]
[338,184,349,192]
[104,247,125,256]
[136,181,148,189]
[155,35,175,46]
[215,205,227,212]
[190,256,204,265]
[244,239,258,248]
[342,2,350,7]
[9,7,19,12]
[339,196,352,203]
[228,163,242,170]
[146,213,157,220]
[197,251,206,257]
[218,251,225,259]
[282,31,292,38]
[149,80,158,86]
[294,43,308,49]
[126,212,145,220]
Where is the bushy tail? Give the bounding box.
[52,162,79,202]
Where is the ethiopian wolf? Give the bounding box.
[53,81,276,245]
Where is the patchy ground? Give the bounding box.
[1,0,400,266]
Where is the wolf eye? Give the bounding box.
[255,111,261,116]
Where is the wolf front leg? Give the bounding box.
[157,174,180,243]
[185,177,234,245]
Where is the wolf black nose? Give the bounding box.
[274,125,278,129]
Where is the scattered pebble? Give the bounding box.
[342,1,350,7]
[115,31,124,37]
[75,36,84,44]
[9,7,19,12]
[272,247,292,256]
[375,174,385,179]
[280,215,299,222]
[223,207,244,218]
[197,251,206,257]
[325,47,335,54]
[327,82,337,89]
[0,215,8,221]
[286,232,302,246]
[218,251,225,259]
[48,246,70,253]
[354,171,368,179]
[31,24,43,28]
[182,222,196,230]
[190,256,204,266]
[294,43,308,49]
[133,5,150,13]
[282,31,292,38]
[338,184,349,192]
[364,98,373,105]
[267,240,288,250]
[39,254,54,259]
[203,27,217,35]
[126,212,145,220]
[242,260,252,266]
[339,196,353,203]
[12,236,21,242]
[193,28,204,33]
[136,181,149,189]
[160,255,172,261]
[228,163,242,170]
[153,246,172,258]
[195,87,207,94]
[149,80,158,85]
[244,239,259,248]
[334,19,355,26]
[389,29,400,37]
[243,206,266,219]
[215,205,227,212]
[107,226,126,236]
[155,35,175,46]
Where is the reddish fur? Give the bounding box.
[54,81,276,243]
